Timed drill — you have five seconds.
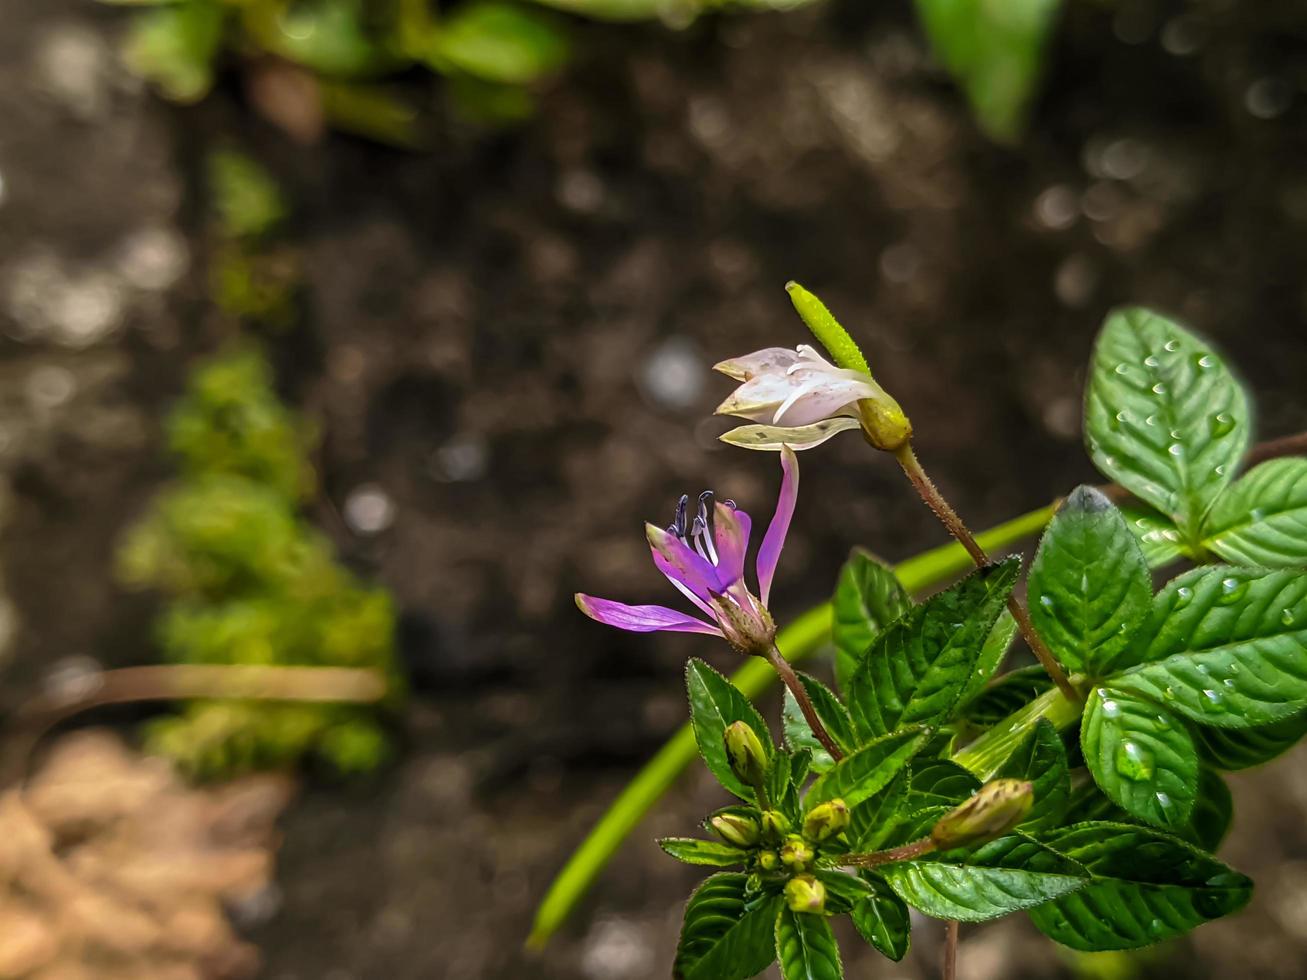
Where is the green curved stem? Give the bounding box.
[527,502,1056,949]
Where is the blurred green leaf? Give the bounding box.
[429,2,570,85]
[124,1,227,103]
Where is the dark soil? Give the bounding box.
[5,0,1307,977]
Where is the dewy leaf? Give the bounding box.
[675,874,781,980]
[1195,709,1307,770]
[1110,567,1307,728]
[850,874,911,962]
[1084,307,1250,539]
[881,835,1088,922]
[686,659,774,800]
[1203,458,1307,566]
[805,729,928,811]
[1118,501,1189,569]
[775,906,843,980]
[658,838,749,867]
[1029,486,1151,675]
[1081,686,1196,830]
[832,549,913,689]
[847,769,910,851]
[849,559,1020,741]
[1028,822,1252,951]
[996,719,1070,831]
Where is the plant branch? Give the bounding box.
[766,643,843,761]
[839,836,936,869]
[893,442,1080,704]
[943,920,959,980]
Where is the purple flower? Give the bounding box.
[576,448,799,655]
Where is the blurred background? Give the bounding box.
[2,0,1307,977]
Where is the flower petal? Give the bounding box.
[719,417,861,451]
[714,372,804,422]
[757,446,798,606]
[646,523,724,602]
[771,373,879,426]
[712,502,752,587]
[575,594,722,635]
[712,347,804,382]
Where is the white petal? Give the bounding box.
[719,417,862,451]
[715,372,804,421]
[712,347,804,382]
[772,375,879,426]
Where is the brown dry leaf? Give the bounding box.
[0,730,293,980]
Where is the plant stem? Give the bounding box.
[840,836,936,869]
[951,686,1082,778]
[943,920,959,980]
[766,643,843,761]
[893,442,1080,704]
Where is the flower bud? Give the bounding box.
[757,849,780,872]
[723,721,768,788]
[802,799,850,843]
[759,809,791,841]
[931,779,1034,850]
[779,835,814,871]
[710,812,760,848]
[784,875,826,914]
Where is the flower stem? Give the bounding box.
[766,643,843,762]
[943,920,959,980]
[839,836,936,869]
[893,442,1080,704]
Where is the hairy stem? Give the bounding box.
[766,643,843,761]
[893,442,1080,704]
[943,920,959,980]
[840,836,936,869]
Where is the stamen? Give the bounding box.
[672,494,690,538]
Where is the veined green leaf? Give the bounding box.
[1184,767,1233,852]
[997,719,1069,831]
[805,729,928,811]
[1195,709,1307,770]
[1029,486,1151,675]
[850,873,911,961]
[907,759,981,809]
[1028,822,1252,951]
[686,659,774,800]
[881,834,1088,922]
[849,559,1020,740]
[832,549,912,690]
[658,838,749,867]
[958,610,1019,707]
[1081,687,1196,829]
[775,906,842,980]
[675,874,781,980]
[427,2,570,85]
[1203,458,1307,566]
[783,673,858,775]
[847,770,910,851]
[1084,308,1250,539]
[1118,501,1189,569]
[1110,567,1307,728]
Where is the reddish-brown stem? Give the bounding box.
[893,442,1081,704]
[943,920,959,980]
[766,644,844,762]
[839,836,936,869]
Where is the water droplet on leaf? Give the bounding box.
[1115,741,1154,781]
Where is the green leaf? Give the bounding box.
[783,674,857,775]
[124,3,226,103]
[1203,458,1307,566]
[1084,307,1251,539]
[658,838,749,867]
[882,835,1088,922]
[959,665,1053,727]
[849,559,1020,740]
[1029,486,1151,675]
[428,2,570,85]
[1081,687,1196,829]
[957,610,1019,708]
[775,906,843,980]
[996,719,1069,831]
[1118,502,1189,569]
[913,0,1061,142]
[906,760,981,809]
[1110,566,1307,728]
[832,549,912,689]
[675,875,781,980]
[1028,822,1253,951]
[686,659,774,800]
[1195,709,1307,770]
[805,729,928,811]
[849,874,912,961]
[1183,767,1233,852]
[847,770,910,851]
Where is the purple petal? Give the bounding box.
[575,594,722,635]
[646,523,724,603]
[712,502,752,588]
[757,446,799,606]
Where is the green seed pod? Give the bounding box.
[802,798,850,843]
[784,875,827,914]
[931,779,1034,850]
[779,835,814,871]
[710,812,760,848]
[760,809,792,841]
[723,721,768,788]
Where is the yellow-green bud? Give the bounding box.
[710,812,760,848]
[784,875,827,914]
[760,809,791,841]
[802,799,850,843]
[723,722,768,788]
[931,779,1034,850]
[779,835,814,870]
[758,849,780,872]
